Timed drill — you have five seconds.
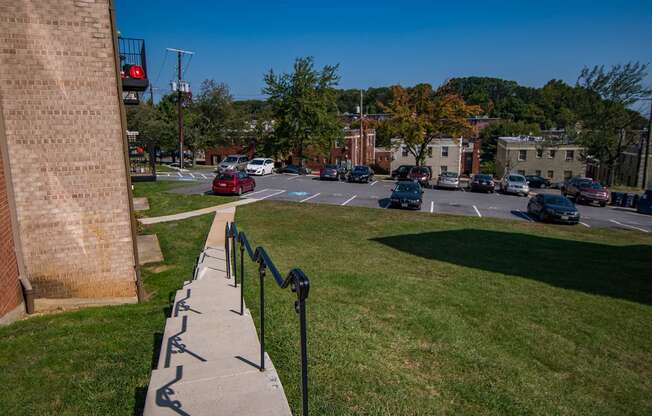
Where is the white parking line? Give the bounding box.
[177,172,182,177]
[245,188,271,196]
[255,190,286,201]
[370,180,378,186]
[201,174,207,179]
[460,187,465,192]
[609,219,649,233]
[341,195,357,206]
[300,193,320,203]
[473,205,482,217]
[287,175,301,181]
[189,173,195,178]
[579,222,591,228]
[430,201,434,213]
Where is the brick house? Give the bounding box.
[389,138,463,177]
[496,136,586,182]
[0,0,141,322]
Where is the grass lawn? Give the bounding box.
[235,202,652,415]
[0,214,214,415]
[133,180,233,217]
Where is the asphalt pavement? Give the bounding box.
[156,170,652,232]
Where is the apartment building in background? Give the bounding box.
[0,0,140,324]
[496,136,586,182]
[389,138,462,177]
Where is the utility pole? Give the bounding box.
[166,47,194,169]
[359,90,364,165]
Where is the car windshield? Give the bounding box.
[579,181,603,189]
[544,195,573,206]
[324,164,337,169]
[250,159,264,165]
[224,156,238,163]
[218,173,234,180]
[476,175,492,180]
[353,166,367,172]
[412,167,428,174]
[395,183,420,194]
[508,175,525,182]
[442,172,457,178]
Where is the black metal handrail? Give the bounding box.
[224,221,310,416]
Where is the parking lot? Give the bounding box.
[157,170,652,232]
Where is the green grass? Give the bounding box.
[133,180,233,217]
[235,202,652,415]
[0,214,214,415]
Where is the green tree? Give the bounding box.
[575,62,652,184]
[479,120,542,164]
[263,56,343,164]
[383,83,481,165]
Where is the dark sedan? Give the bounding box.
[278,164,308,175]
[391,165,415,180]
[525,175,551,188]
[347,165,374,183]
[390,181,423,210]
[527,193,580,224]
[319,164,344,181]
[470,174,495,193]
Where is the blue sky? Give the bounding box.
[115,0,652,112]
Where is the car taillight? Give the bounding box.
[128,65,145,79]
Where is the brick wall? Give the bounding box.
[0,0,137,300]
[0,144,22,319]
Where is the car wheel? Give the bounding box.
[538,211,545,222]
[237,186,243,196]
[599,202,606,207]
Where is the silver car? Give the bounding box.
[217,154,249,173]
[436,171,460,189]
[500,174,530,196]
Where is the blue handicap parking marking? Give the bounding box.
[288,191,309,197]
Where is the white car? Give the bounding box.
[500,174,530,196]
[436,171,460,189]
[246,158,275,176]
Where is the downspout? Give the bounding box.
[108,0,144,302]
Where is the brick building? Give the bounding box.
[496,136,586,182]
[0,0,140,322]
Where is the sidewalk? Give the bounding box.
[143,207,291,416]
[138,198,256,225]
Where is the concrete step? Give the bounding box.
[144,353,291,416]
[158,313,261,370]
[172,285,245,318]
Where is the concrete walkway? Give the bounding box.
[139,199,257,225]
[143,207,291,416]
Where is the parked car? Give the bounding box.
[212,171,255,196]
[246,158,274,175]
[278,164,309,175]
[391,165,416,180]
[470,174,495,193]
[408,166,431,186]
[527,193,580,224]
[319,164,345,181]
[562,177,609,207]
[389,181,423,210]
[217,154,249,172]
[347,165,374,183]
[436,171,460,190]
[500,174,529,196]
[637,189,652,215]
[525,175,551,188]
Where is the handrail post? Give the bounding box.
[224,224,231,280]
[297,297,309,416]
[258,261,266,371]
[231,229,237,284]
[239,242,244,314]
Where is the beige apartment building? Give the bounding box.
[389,138,462,176]
[496,136,586,181]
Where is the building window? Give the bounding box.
[440,165,448,174]
[427,147,433,158]
[441,146,449,157]
[517,170,525,176]
[564,170,572,179]
[402,147,408,157]
[565,150,574,161]
[518,150,527,161]
[547,170,554,178]
[536,148,543,158]
[549,149,556,159]
[535,170,541,176]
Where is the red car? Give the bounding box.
[408,166,431,186]
[212,171,255,195]
[563,177,609,207]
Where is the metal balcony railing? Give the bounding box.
[225,222,310,416]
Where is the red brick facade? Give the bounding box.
[0,0,138,304]
[0,144,22,320]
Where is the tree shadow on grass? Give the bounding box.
[372,229,652,305]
